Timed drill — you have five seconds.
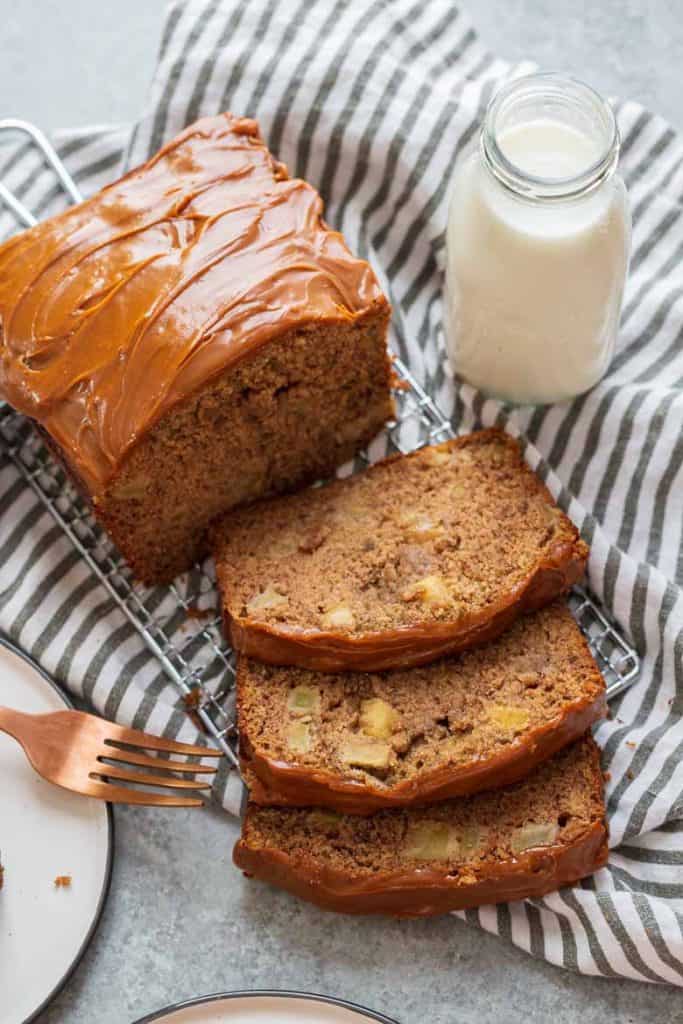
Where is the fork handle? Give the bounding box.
[0,706,33,743]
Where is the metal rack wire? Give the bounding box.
[0,121,640,765]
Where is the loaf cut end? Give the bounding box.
[100,314,392,582]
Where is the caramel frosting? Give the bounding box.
[0,114,388,494]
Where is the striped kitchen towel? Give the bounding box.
[1,0,683,985]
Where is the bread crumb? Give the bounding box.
[54,875,72,888]
[183,689,201,710]
[186,605,213,619]
[390,368,410,391]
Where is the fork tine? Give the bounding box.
[81,779,205,807]
[91,765,213,791]
[100,749,218,775]
[104,728,222,757]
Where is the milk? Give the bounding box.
[445,81,631,405]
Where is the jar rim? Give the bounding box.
[481,72,620,202]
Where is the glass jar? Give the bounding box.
[444,72,631,405]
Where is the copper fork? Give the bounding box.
[0,706,223,806]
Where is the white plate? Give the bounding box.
[0,639,113,1024]
[134,992,399,1024]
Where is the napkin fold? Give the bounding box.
[1,0,682,984]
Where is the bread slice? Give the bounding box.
[0,114,393,583]
[238,602,606,813]
[212,430,588,671]
[234,736,608,917]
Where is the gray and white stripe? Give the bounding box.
[1,0,682,984]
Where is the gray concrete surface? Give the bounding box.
[4,1,683,133]
[1,1,681,1021]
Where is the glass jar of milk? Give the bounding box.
[445,72,631,405]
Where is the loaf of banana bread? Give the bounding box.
[238,602,606,813]
[234,736,608,917]
[212,430,588,671]
[0,114,393,582]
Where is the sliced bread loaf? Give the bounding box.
[0,114,393,583]
[234,736,608,917]
[238,602,606,813]
[212,430,588,671]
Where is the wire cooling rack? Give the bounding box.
[0,121,640,765]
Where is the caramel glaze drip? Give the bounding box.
[0,114,388,495]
